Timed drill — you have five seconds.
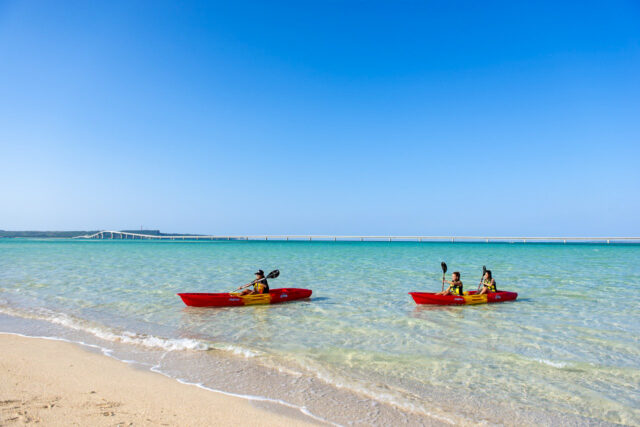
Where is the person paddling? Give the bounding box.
[240,270,270,295]
[478,270,497,295]
[436,272,463,296]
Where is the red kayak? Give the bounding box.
[177,288,312,307]
[409,290,518,305]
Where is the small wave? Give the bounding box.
[0,306,212,352]
[536,359,569,368]
[47,314,212,351]
[216,344,262,358]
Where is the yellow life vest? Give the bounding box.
[483,279,496,292]
[253,280,269,294]
[450,281,463,295]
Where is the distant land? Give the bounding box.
[0,230,192,238]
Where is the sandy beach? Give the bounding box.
[0,333,319,426]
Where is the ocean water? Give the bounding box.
[0,239,638,426]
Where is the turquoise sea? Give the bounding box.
[1,239,638,425]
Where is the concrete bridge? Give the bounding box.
[73,231,640,244]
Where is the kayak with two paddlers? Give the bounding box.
[409,263,518,305]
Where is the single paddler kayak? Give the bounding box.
[177,288,312,307]
[409,290,517,305]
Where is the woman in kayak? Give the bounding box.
[479,270,497,294]
[240,270,270,295]
[436,272,463,296]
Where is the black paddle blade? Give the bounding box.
[267,269,280,279]
[441,262,447,273]
[482,265,487,275]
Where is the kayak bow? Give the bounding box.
[409,290,517,305]
[177,288,312,307]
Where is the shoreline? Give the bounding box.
[0,310,454,426]
[0,333,322,426]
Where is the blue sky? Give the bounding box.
[1,1,639,235]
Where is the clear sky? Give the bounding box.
[1,1,639,235]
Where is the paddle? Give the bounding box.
[477,265,487,292]
[441,262,447,292]
[233,269,280,292]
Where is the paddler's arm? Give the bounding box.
[235,277,262,291]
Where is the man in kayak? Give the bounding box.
[240,270,270,295]
[436,272,463,296]
[478,270,497,294]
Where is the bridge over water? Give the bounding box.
[73,231,640,244]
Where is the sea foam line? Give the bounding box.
[0,306,212,352]
[0,305,268,362]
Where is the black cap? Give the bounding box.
[254,269,264,275]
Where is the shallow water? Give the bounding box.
[1,239,638,425]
